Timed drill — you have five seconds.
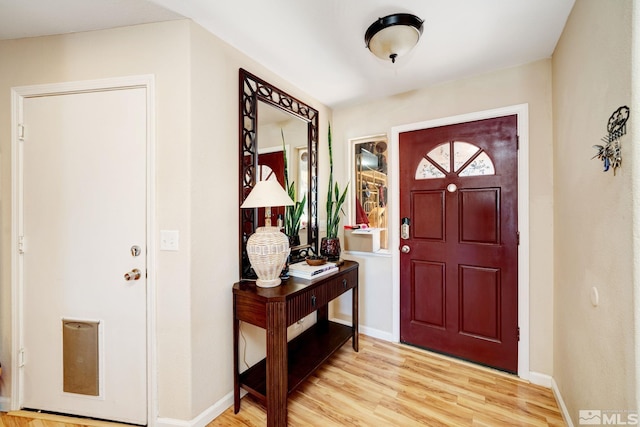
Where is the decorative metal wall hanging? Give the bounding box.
[592,106,630,175]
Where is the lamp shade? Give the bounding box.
[365,13,424,63]
[241,180,294,288]
[240,179,294,208]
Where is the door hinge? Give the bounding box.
[18,348,25,367]
[18,124,25,141]
[517,231,520,246]
[18,235,25,254]
[517,327,520,341]
[516,135,519,150]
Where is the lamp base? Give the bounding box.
[246,226,290,288]
[256,277,282,288]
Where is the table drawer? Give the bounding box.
[287,286,327,326]
[326,269,357,302]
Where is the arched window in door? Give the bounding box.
[415,141,495,179]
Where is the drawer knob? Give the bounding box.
[342,279,347,289]
[311,294,316,307]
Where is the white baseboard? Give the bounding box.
[528,371,553,388]
[552,377,574,427]
[0,396,11,412]
[359,325,395,342]
[155,390,236,427]
[329,318,395,342]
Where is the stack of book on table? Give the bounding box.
[288,261,338,279]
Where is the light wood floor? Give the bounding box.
[0,411,131,427]
[0,334,566,427]
[211,334,565,426]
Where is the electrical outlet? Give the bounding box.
[160,230,179,251]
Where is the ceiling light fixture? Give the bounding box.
[365,13,424,63]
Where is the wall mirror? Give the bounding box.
[239,68,318,280]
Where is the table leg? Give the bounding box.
[353,283,359,352]
[266,301,287,427]
[233,299,240,413]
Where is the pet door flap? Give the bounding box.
[62,320,99,396]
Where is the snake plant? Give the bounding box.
[326,123,349,239]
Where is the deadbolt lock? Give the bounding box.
[401,217,411,240]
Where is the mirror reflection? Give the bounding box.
[257,102,309,246]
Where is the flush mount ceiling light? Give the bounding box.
[365,13,424,63]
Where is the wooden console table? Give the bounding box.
[233,260,359,427]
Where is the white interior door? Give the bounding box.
[20,87,148,424]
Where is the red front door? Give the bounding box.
[399,115,518,373]
[257,150,286,226]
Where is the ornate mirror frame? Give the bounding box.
[239,68,319,280]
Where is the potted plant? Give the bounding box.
[282,130,306,247]
[322,123,348,261]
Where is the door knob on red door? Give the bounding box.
[401,245,411,253]
[124,269,142,281]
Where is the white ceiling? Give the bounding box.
[0,0,575,108]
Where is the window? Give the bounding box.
[416,141,495,179]
[350,135,389,251]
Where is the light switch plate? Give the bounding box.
[160,230,179,251]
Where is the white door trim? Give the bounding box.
[390,104,530,379]
[10,75,158,424]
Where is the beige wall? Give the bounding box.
[332,59,555,376]
[553,0,637,422]
[0,20,331,422]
